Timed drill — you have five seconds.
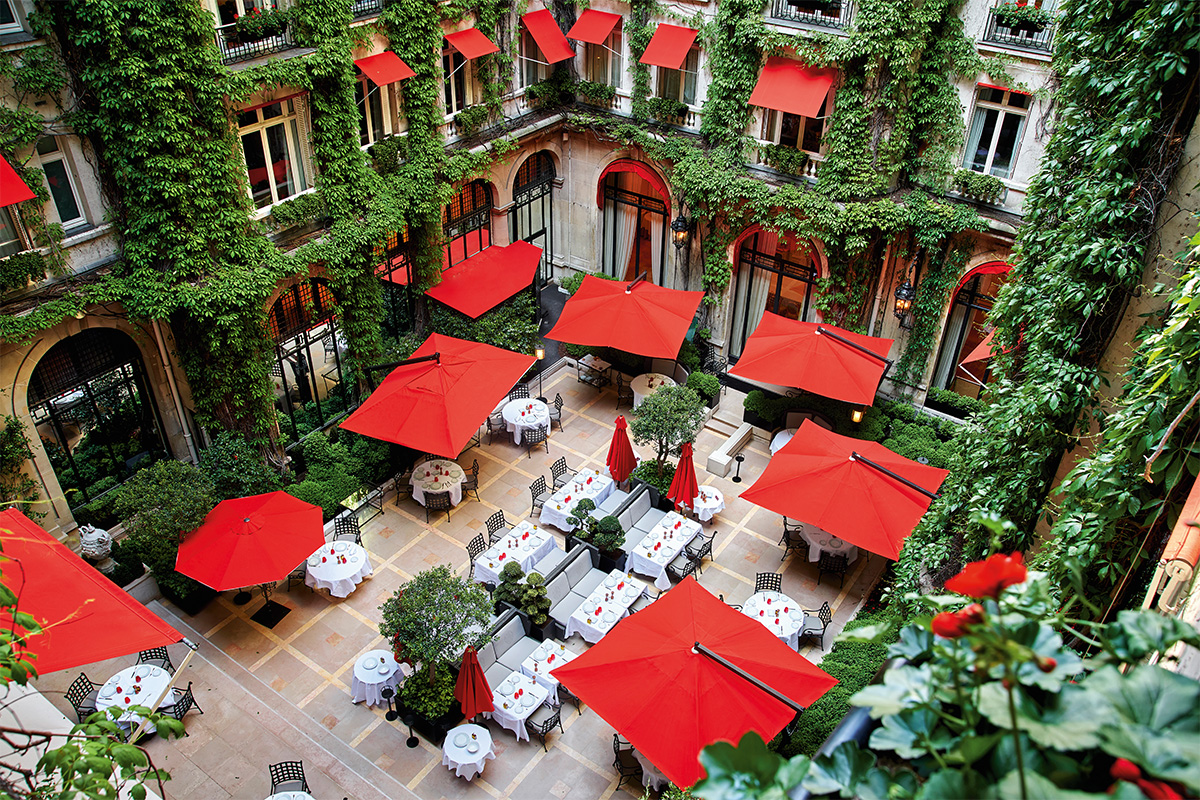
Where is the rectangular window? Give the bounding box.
[520,28,549,88]
[442,47,468,115]
[963,87,1029,179]
[657,46,699,106]
[0,0,23,34]
[0,210,23,258]
[762,96,829,154]
[584,28,622,87]
[236,99,310,209]
[354,76,387,146]
[34,137,86,230]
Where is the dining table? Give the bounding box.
[473,520,557,586]
[799,526,859,564]
[409,459,466,506]
[264,793,315,800]
[485,672,549,741]
[630,373,676,408]
[770,428,797,456]
[742,590,806,649]
[441,723,495,781]
[628,511,702,591]
[519,639,576,702]
[305,540,372,598]
[502,398,550,445]
[691,487,725,522]
[350,649,408,707]
[565,570,649,643]
[539,468,614,531]
[96,665,175,733]
[633,749,671,792]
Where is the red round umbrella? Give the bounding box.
[739,420,950,560]
[666,441,699,512]
[175,491,324,590]
[454,646,494,720]
[547,275,704,359]
[551,577,837,788]
[606,415,637,483]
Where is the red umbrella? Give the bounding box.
[552,576,836,788]
[740,421,950,560]
[454,646,494,720]
[547,274,704,359]
[606,415,637,483]
[728,312,894,405]
[667,441,699,512]
[175,491,324,590]
[340,332,536,458]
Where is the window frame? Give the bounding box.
[583,26,623,88]
[32,137,87,232]
[235,97,313,210]
[354,73,391,147]
[729,233,820,359]
[0,0,24,35]
[761,92,831,155]
[655,45,700,106]
[0,208,26,259]
[963,87,1029,180]
[442,43,473,117]
[519,27,551,89]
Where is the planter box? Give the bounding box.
[528,619,555,642]
[397,699,464,746]
[158,581,218,616]
[598,550,627,573]
[125,571,161,605]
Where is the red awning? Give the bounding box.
[638,24,698,70]
[443,227,491,269]
[354,51,415,85]
[749,57,836,119]
[426,241,541,319]
[567,9,621,43]
[446,28,500,60]
[954,260,1010,294]
[595,158,670,208]
[0,509,181,674]
[522,9,574,64]
[1,154,36,208]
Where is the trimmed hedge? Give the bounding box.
[926,386,988,417]
[687,371,720,403]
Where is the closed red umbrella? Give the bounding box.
[606,415,637,482]
[667,441,699,512]
[455,646,494,720]
[552,577,836,788]
[739,421,950,560]
[340,332,536,457]
[175,491,324,590]
[728,312,894,405]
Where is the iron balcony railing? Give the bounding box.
[351,0,383,19]
[213,21,299,65]
[981,7,1055,52]
[769,0,853,30]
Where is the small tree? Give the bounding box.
[518,573,552,627]
[630,385,706,477]
[197,431,282,501]
[493,561,526,608]
[114,461,214,581]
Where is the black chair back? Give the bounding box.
[168,682,203,720]
[333,515,362,545]
[522,426,548,457]
[551,456,568,484]
[138,647,175,674]
[818,600,833,626]
[755,572,782,593]
[425,491,452,522]
[530,475,549,513]
[509,385,530,401]
[467,533,487,562]
[269,761,310,794]
[817,553,848,587]
[485,510,508,536]
[66,673,98,720]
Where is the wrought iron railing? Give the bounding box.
[981,8,1054,52]
[351,0,384,19]
[213,21,299,65]
[769,0,853,30]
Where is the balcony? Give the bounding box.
[981,8,1055,53]
[351,0,383,19]
[213,21,299,65]
[768,0,853,30]
[748,142,823,182]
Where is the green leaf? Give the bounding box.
[694,731,785,800]
[1101,610,1200,662]
[918,768,989,799]
[869,709,952,759]
[888,625,935,661]
[1099,726,1200,793]
[977,683,1104,750]
[802,741,876,796]
[994,770,1100,799]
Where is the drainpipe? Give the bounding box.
[152,318,198,463]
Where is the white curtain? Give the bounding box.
[649,213,664,286]
[731,232,778,356]
[614,203,638,281]
[932,303,969,389]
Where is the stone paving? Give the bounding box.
[37,366,884,800]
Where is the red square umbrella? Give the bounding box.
[740,421,950,560]
[551,577,837,788]
[606,415,637,483]
[728,312,894,405]
[455,646,494,720]
[546,275,704,360]
[666,441,699,512]
[340,332,536,458]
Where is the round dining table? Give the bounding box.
[305,540,372,598]
[442,723,495,781]
[264,793,315,800]
[409,459,465,506]
[351,649,408,707]
[799,527,859,564]
[96,665,175,733]
[501,398,549,445]
[692,487,725,522]
[742,590,806,649]
[630,373,675,408]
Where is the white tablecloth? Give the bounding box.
[579,354,611,376]
[265,793,315,800]
[799,527,859,564]
[770,428,797,456]
[631,373,675,408]
[442,724,495,781]
[485,673,548,741]
[305,541,372,598]
[628,512,702,591]
[634,750,670,792]
[351,649,408,706]
[566,570,649,643]
[519,640,576,701]
[502,399,549,445]
[410,459,465,506]
[692,487,725,522]
[96,665,174,730]
[474,521,557,586]
[539,468,614,531]
[743,591,805,649]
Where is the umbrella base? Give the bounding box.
[250,600,291,629]
[233,591,252,605]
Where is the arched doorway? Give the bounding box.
[377,227,413,336]
[729,230,821,359]
[600,170,669,285]
[268,279,348,441]
[444,180,492,268]
[931,262,1011,398]
[28,328,171,512]
[510,151,555,285]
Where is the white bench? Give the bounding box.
[706,422,756,478]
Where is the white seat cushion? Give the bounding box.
[498,636,541,671]
[573,569,608,598]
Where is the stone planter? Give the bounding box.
[124,571,161,605]
[158,580,218,616]
[397,698,464,746]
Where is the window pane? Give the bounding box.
[241,131,273,208]
[967,108,999,172]
[779,113,801,148]
[261,101,283,120]
[35,138,59,156]
[355,81,369,144]
[610,33,622,86]
[0,211,20,258]
[989,112,1025,178]
[237,109,259,127]
[980,87,1005,104]
[41,159,81,223]
[801,114,824,152]
[660,67,680,100]
[265,123,294,201]
[0,0,17,25]
[368,82,384,142]
[1008,92,1030,109]
[289,120,307,190]
[586,42,606,83]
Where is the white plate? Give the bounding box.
[625,586,639,599]
[378,665,392,676]
[499,679,515,693]
[100,686,115,699]
[603,576,617,588]
[334,541,348,552]
[533,650,545,662]
[363,657,378,669]
[454,733,468,747]
[602,611,616,623]
[520,696,534,709]
[466,741,480,754]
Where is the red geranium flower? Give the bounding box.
[1110,759,1185,800]
[931,611,970,638]
[944,552,1027,599]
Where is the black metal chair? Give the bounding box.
[524,704,563,751]
[818,553,849,588]
[137,647,175,674]
[685,530,718,574]
[486,413,506,445]
[165,682,204,727]
[485,510,509,544]
[557,682,583,715]
[616,374,633,409]
[269,761,310,795]
[392,468,414,503]
[286,562,310,592]
[333,515,362,545]
[424,491,452,523]
[66,673,100,724]
[550,456,570,490]
[548,393,564,430]
[718,593,742,611]
[755,572,782,594]
[466,533,487,580]
[666,550,699,582]
[509,385,530,402]
[612,734,642,789]
[799,601,834,650]
[780,521,810,563]
[462,459,481,502]
[522,426,549,457]
[529,476,549,516]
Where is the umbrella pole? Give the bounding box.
[850,451,940,499]
[692,642,805,713]
[128,638,200,744]
[816,326,894,370]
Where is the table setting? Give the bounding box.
[565,570,648,643]
[304,540,373,598]
[539,468,614,531]
[502,398,550,445]
[630,373,676,408]
[799,527,859,564]
[351,649,408,707]
[519,639,576,700]
[441,723,495,781]
[485,672,549,741]
[628,511,702,590]
[473,520,557,585]
[692,486,725,522]
[409,458,465,506]
[742,590,807,649]
[96,665,174,732]
[770,427,798,456]
[265,793,315,800]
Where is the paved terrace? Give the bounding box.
[38,367,885,800]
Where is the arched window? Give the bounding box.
[376,227,412,336]
[510,151,555,284]
[931,263,1010,398]
[600,171,669,285]
[729,231,820,359]
[443,180,492,268]
[28,328,171,513]
[268,279,348,441]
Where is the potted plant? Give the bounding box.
[631,385,705,509]
[686,371,721,410]
[516,572,553,641]
[492,561,526,615]
[565,498,598,552]
[593,515,628,572]
[647,96,689,123]
[577,80,616,107]
[234,5,289,43]
[994,1,1053,33]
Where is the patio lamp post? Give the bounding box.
[671,214,691,252]
[535,344,546,401]
[894,280,917,329]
